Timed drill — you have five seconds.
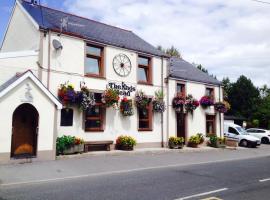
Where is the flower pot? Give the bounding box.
[169,143,184,149]
[74,144,84,153]
[63,146,75,155]
[118,145,134,151]
[188,143,198,148]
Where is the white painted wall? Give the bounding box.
[0,78,56,155]
[1,3,39,52]
[168,79,224,140]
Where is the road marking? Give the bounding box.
[259,178,270,182]
[175,188,228,200]
[0,155,268,187]
[201,197,223,200]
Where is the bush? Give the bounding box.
[168,136,184,145]
[56,135,84,155]
[188,135,201,147]
[208,135,226,148]
[196,133,204,144]
[116,135,137,148]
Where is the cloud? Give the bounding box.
[63,0,270,86]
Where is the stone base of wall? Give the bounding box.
[0,150,55,164]
[225,139,238,147]
[111,142,165,150]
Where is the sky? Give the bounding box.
[1,0,270,86]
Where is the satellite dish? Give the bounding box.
[52,39,63,50]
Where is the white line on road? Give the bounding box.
[175,188,228,200]
[259,178,270,182]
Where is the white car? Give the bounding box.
[246,128,270,144]
[224,123,261,147]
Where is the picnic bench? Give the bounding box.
[84,140,113,152]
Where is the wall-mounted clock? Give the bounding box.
[113,54,132,77]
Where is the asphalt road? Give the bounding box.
[0,153,270,199]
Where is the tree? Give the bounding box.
[222,77,232,100]
[197,64,208,74]
[157,45,181,58]
[227,75,260,120]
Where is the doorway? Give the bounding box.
[11,103,39,158]
[176,113,186,141]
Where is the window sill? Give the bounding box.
[85,74,106,79]
[138,81,153,86]
[138,128,153,132]
[85,128,104,132]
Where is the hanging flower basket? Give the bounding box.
[185,94,199,113]
[199,95,214,108]
[135,91,151,109]
[58,83,77,107]
[214,101,229,113]
[76,86,95,111]
[102,88,119,108]
[120,97,134,116]
[172,94,186,113]
[152,90,165,113]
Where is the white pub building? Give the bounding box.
[0,0,223,163]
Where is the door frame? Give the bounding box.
[176,112,187,143]
[10,103,39,159]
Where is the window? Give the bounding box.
[138,101,153,131]
[229,127,239,135]
[177,83,185,96]
[138,56,152,84]
[206,87,214,98]
[60,109,73,126]
[85,44,104,77]
[85,93,105,131]
[206,115,215,136]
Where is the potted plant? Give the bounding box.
[56,135,84,155]
[185,95,199,113]
[135,91,151,115]
[172,93,186,113]
[102,88,120,108]
[120,97,134,116]
[199,95,214,108]
[168,136,184,149]
[214,101,230,113]
[196,133,205,144]
[152,90,166,113]
[116,135,137,151]
[208,135,226,148]
[77,85,95,111]
[188,135,201,148]
[58,83,77,107]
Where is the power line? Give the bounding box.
[250,0,270,5]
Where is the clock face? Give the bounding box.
[113,54,132,77]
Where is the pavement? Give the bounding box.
[0,145,270,200]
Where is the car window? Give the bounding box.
[257,130,266,133]
[246,129,254,133]
[229,127,238,135]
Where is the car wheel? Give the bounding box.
[261,137,269,144]
[240,140,248,147]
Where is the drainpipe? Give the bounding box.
[47,30,51,89]
[219,85,222,138]
[161,57,164,148]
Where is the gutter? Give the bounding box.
[219,86,222,138]
[47,30,51,89]
[161,57,164,148]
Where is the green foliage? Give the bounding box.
[56,135,75,155]
[116,135,137,147]
[252,119,260,128]
[196,133,204,144]
[168,136,184,145]
[188,135,201,145]
[208,135,226,148]
[157,45,181,58]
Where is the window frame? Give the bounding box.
[84,93,105,132]
[137,55,152,85]
[206,86,215,99]
[85,43,104,78]
[60,108,74,127]
[206,114,216,136]
[138,100,153,131]
[176,82,186,97]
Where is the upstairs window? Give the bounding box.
[206,87,214,99]
[138,101,153,131]
[138,56,152,84]
[85,44,104,77]
[176,83,185,96]
[60,109,73,126]
[85,93,105,132]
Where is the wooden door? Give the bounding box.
[11,104,38,158]
[176,113,186,141]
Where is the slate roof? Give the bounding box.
[20,1,166,57]
[169,57,221,85]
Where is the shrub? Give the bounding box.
[168,136,184,145]
[208,135,226,148]
[56,135,84,155]
[196,133,204,144]
[188,135,201,147]
[116,135,137,147]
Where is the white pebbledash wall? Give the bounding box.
[168,79,224,140]
[40,32,168,147]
